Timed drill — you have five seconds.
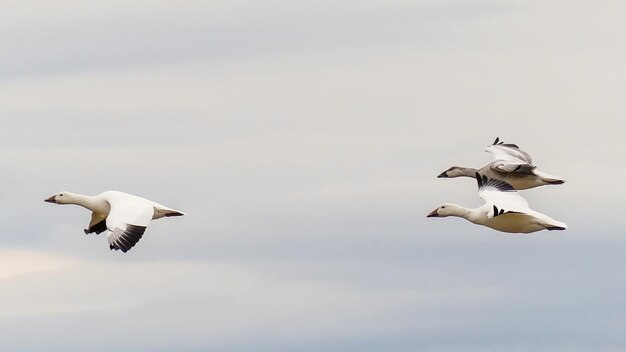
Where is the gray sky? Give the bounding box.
[1,0,625,351]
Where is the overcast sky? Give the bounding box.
[1,0,626,351]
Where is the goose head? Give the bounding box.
[437,166,469,178]
[45,192,77,205]
[427,203,464,218]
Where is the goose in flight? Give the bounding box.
[45,191,184,252]
[427,173,567,233]
[437,137,564,190]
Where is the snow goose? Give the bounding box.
[437,137,565,190]
[427,173,567,233]
[45,191,184,252]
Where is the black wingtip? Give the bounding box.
[492,206,506,217]
[492,137,499,145]
[475,172,489,189]
[109,225,146,253]
[547,226,566,231]
[91,218,108,234]
[476,173,516,192]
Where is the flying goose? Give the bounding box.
[427,173,567,233]
[437,137,565,190]
[45,191,184,252]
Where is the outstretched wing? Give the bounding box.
[85,212,108,234]
[476,172,530,214]
[485,137,533,164]
[489,160,536,175]
[105,200,154,253]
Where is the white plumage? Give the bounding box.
[45,191,184,252]
[427,173,567,234]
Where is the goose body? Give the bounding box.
[427,173,567,234]
[437,138,564,190]
[45,191,184,252]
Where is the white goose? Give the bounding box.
[437,137,565,190]
[427,173,567,233]
[45,191,184,252]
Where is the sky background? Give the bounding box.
[1,0,625,351]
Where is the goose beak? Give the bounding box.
[427,209,439,218]
[437,171,448,178]
[44,196,57,203]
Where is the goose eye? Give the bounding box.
[441,206,446,209]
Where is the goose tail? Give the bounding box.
[534,170,565,185]
[164,209,185,217]
[152,204,186,219]
[546,220,568,231]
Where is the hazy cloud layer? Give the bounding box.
[1,0,626,351]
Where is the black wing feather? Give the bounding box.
[109,225,146,253]
[84,218,108,235]
[476,172,516,192]
[491,137,520,148]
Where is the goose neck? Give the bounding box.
[459,167,478,178]
[71,194,102,212]
[452,206,473,220]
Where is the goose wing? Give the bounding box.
[485,137,533,164]
[105,198,154,253]
[489,160,536,175]
[85,212,108,234]
[476,172,529,217]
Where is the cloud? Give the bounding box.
[0,247,502,350]
[0,0,515,79]
[1,0,626,351]
[0,249,77,281]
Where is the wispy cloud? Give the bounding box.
[1,0,626,351]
